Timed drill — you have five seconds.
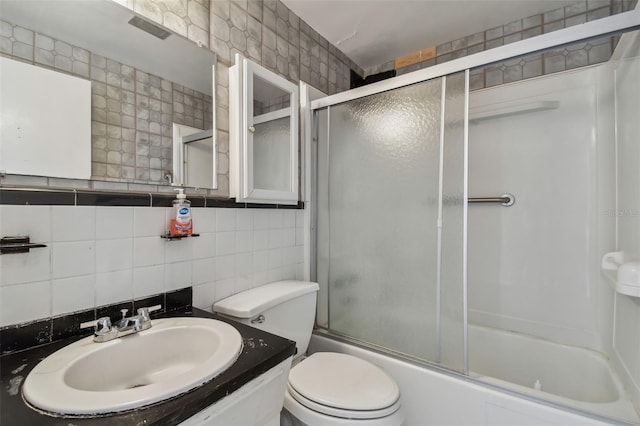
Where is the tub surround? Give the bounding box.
[0,307,296,425]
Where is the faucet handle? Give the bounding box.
[137,304,162,321]
[80,317,112,335]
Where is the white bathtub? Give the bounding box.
[310,328,640,425]
[468,324,639,423]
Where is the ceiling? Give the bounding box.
[282,0,577,71]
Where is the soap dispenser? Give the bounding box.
[170,189,192,236]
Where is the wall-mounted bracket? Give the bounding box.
[0,236,47,255]
[161,233,200,241]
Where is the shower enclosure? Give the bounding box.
[311,11,640,425]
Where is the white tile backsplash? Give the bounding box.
[269,248,283,269]
[1,247,52,286]
[0,205,305,326]
[216,209,235,231]
[236,230,253,253]
[193,208,216,233]
[133,207,166,237]
[236,252,253,275]
[215,278,236,301]
[216,231,236,256]
[268,210,284,229]
[295,210,305,228]
[282,228,296,247]
[193,281,216,309]
[96,238,133,272]
[52,206,95,241]
[236,209,253,230]
[133,237,165,267]
[52,241,95,279]
[0,280,51,326]
[165,238,192,263]
[192,258,216,286]
[52,275,95,316]
[96,206,133,239]
[165,261,192,290]
[268,229,284,249]
[0,205,51,243]
[95,269,132,306]
[283,210,296,228]
[253,229,269,251]
[253,210,269,230]
[191,232,216,259]
[215,254,236,280]
[132,265,165,298]
[254,250,270,272]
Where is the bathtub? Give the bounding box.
[468,324,638,424]
[309,328,640,425]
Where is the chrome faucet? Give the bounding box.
[80,305,162,343]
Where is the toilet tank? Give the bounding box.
[213,281,319,358]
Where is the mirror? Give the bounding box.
[172,125,215,189]
[0,0,217,189]
[229,55,299,204]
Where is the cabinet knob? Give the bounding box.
[248,125,255,133]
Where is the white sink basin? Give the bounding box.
[23,317,243,415]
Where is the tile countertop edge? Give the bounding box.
[0,308,297,426]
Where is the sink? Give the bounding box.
[22,317,243,415]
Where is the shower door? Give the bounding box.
[316,73,468,371]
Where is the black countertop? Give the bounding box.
[0,308,296,426]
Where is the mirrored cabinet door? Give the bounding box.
[230,55,299,204]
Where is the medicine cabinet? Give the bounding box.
[229,55,299,204]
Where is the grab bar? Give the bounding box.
[468,193,515,207]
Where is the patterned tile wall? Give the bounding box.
[3,0,362,196]
[204,0,364,191]
[0,19,214,187]
[113,0,211,48]
[366,0,638,90]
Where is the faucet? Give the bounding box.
[80,305,162,343]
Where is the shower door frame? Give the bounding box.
[307,5,640,383]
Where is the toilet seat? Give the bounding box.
[287,352,401,420]
[287,383,401,419]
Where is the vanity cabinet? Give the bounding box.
[229,55,299,204]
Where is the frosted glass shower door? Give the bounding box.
[317,74,467,368]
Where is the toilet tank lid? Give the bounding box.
[213,281,319,318]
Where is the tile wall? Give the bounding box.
[366,0,638,90]
[127,0,364,200]
[0,19,215,187]
[0,205,304,327]
[1,0,362,197]
[113,0,211,49]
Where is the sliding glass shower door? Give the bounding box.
[316,72,468,372]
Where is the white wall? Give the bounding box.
[467,65,616,351]
[0,205,305,326]
[612,30,640,411]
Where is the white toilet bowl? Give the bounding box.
[281,352,403,426]
[212,282,403,426]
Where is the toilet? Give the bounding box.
[213,280,403,426]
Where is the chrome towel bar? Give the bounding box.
[468,193,515,207]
